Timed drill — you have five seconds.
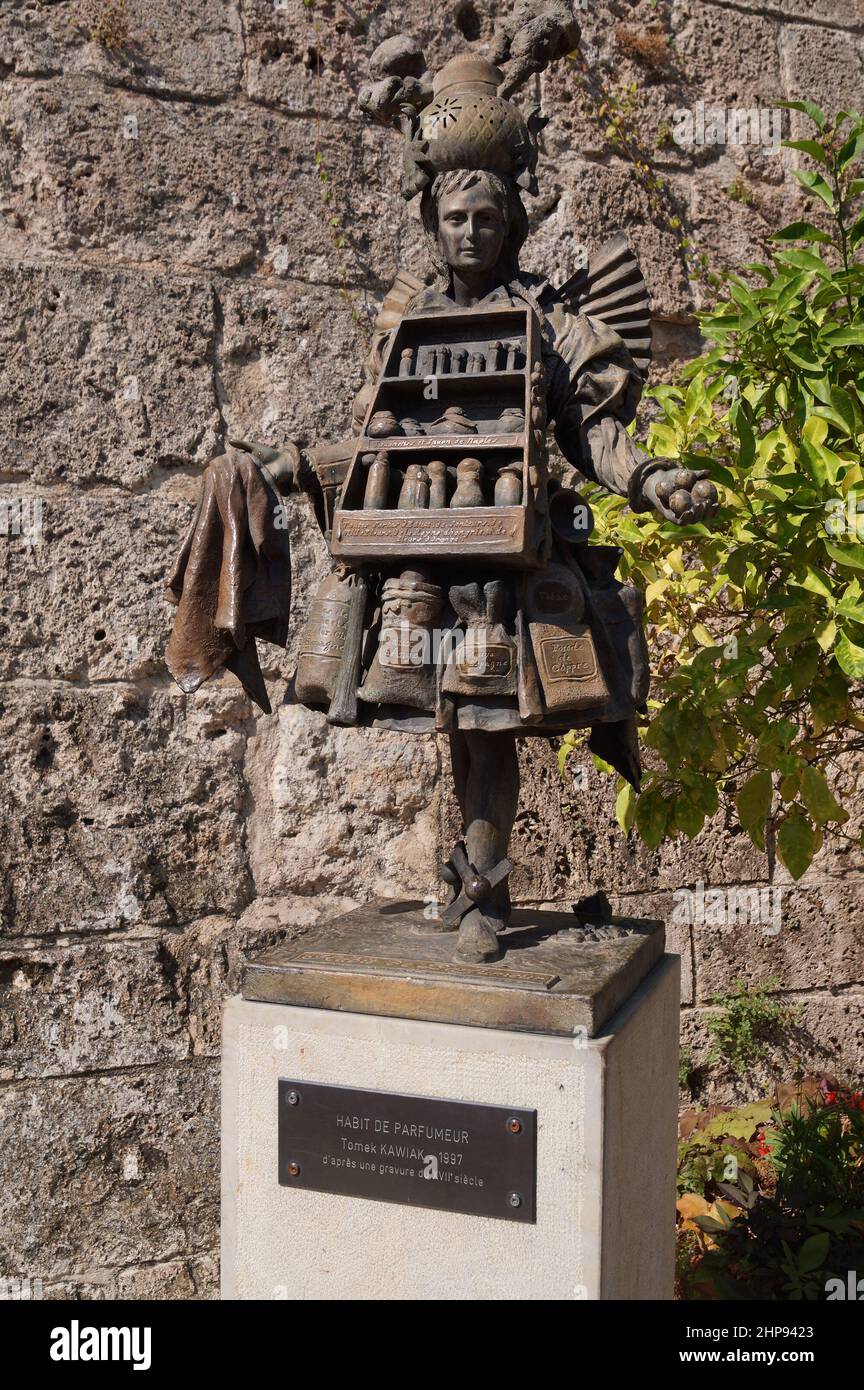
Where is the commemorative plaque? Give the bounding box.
[278,1079,537,1223]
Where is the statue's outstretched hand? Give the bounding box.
[641,466,719,525]
[228,438,301,493]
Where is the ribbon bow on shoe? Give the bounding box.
[439,842,513,965]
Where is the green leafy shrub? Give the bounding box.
[767,1084,864,1208]
[706,978,797,1075]
[75,0,129,50]
[677,1133,757,1199]
[678,1080,864,1299]
[565,105,864,879]
[678,1046,694,1087]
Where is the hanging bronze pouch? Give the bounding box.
[358,569,443,711]
[294,569,355,707]
[575,546,650,710]
[442,580,517,696]
[524,564,609,713]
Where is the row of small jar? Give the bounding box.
[361,453,524,510]
[396,339,525,378]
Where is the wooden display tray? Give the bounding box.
[330,302,545,568]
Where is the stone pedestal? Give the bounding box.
[221,902,679,1301]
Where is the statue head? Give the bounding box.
[421,168,529,284]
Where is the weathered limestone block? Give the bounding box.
[509,739,768,901]
[671,1,784,108]
[0,1062,219,1277]
[680,988,864,1106]
[528,156,692,318]
[243,700,441,901]
[116,1252,218,1300]
[0,80,404,281]
[716,0,864,32]
[217,278,369,455]
[779,24,864,131]
[0,264,219,488]
[0,939,191,1079]
[162,900,341,1060]
[0,0,244,98]
[690,876,864,999]
[685,165,795,294]
[0,488,194,680]
[0,683,254,936]
[240,0,458,116]
[41,1277,113,1300]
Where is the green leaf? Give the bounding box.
[838,128,864,168]
[821,325,864,346]
[777,248,829,276]
[816,618,837,651]
[792,169,835,209]
[824,540,864,572]
[693,1214,732,1235]
[673,792,706,839]
[835,630,864,677]
[635,787,670,850]
[799,567,832,599]
[736,770,772,850]
[732,401,756,469]
[777,813,819,879]
[797,1232,830,1273]
[779,100,826,131]
[791,642,820,696]
[801,765,847,826]
[615,780,637,833]
[782,138,829,164]
[772,221,831,245]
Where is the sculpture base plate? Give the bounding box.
[241,900,663,1038]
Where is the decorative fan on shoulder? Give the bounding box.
[543,234,653,381]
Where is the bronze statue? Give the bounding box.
[166,8,718,967]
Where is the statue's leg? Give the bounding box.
[452,730,519,964]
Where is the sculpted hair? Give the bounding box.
[420,169,529,282]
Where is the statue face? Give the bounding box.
[436,184,507,275]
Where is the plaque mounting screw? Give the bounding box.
[287,1161,301,1178]
[507,1117,523,1135]
[286,1090,300,1106]
[508,1192,522,1209]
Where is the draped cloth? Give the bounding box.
[543,301,666,509]
[165,450,291,714]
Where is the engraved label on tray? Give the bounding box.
[539,634,598,681]
[359,434,522,451]
[532,579,574,615]
[339,514,519,547]
[456,644,513,679]
[299,597,350,657]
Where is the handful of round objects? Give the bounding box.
[648,465,719,523]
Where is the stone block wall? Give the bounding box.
[0,0,862,1298]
